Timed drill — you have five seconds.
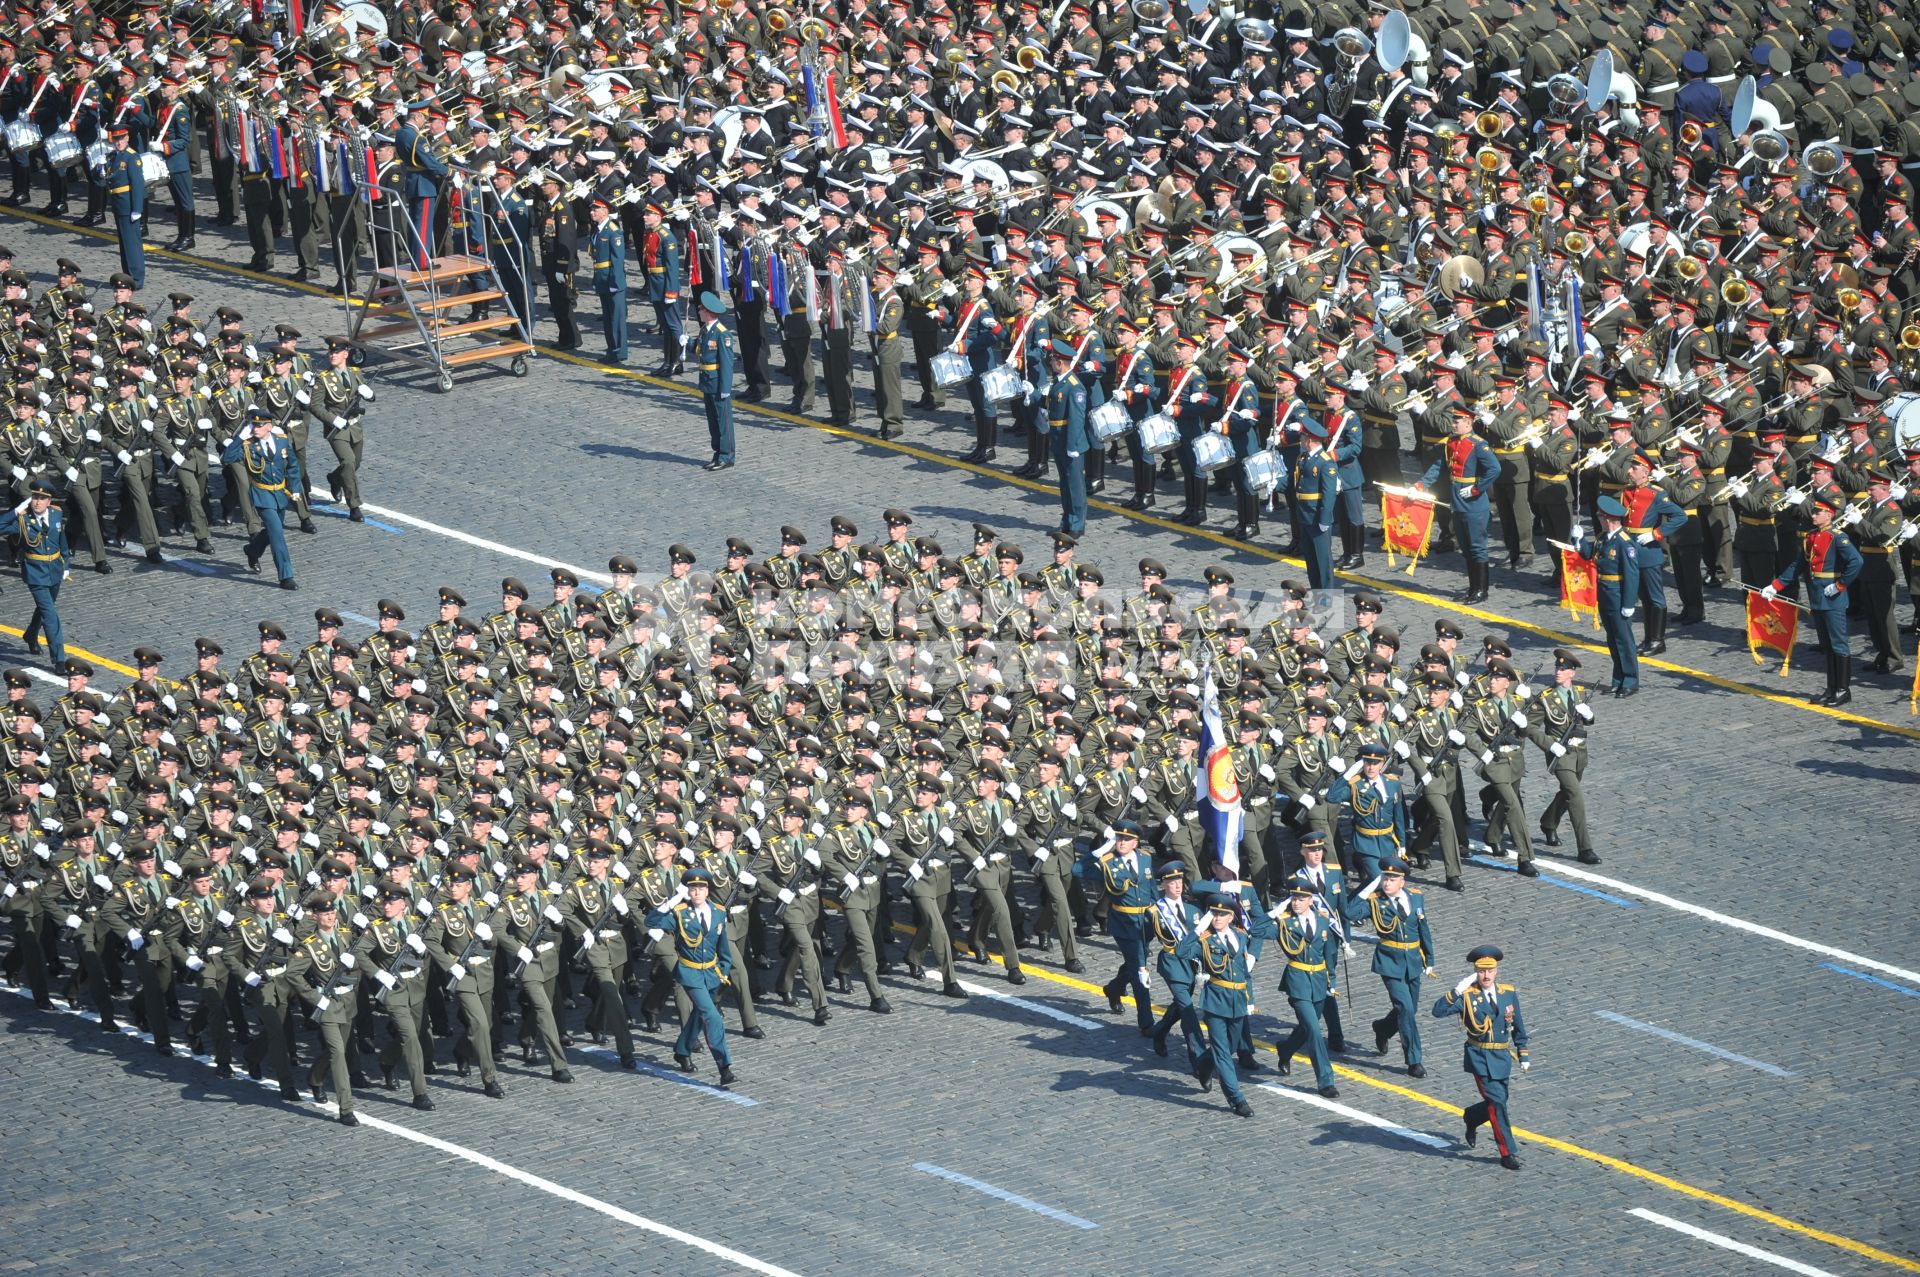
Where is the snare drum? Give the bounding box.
[140,152,170,184]
[1191,431,1234,473]
[1138,412,1178,455]
[980,364,1022,402]
[85,140,110,177]
[1243,448,1281,497]
[1888,390,1920,454]
[6,119,42,157]
[1090,399,1131,442]
[931,350,971,388]
[43,129,82,169]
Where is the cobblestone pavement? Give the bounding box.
[1,207,1916,1277]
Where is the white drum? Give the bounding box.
[931,350,971,388]
[1192,430,1234,473]
[1138,412,1178,455]
[980,363,1023,402]
[1243,448,1282,496]
[140,153,169,184]
[43,129,82,169]
[85,139,110,177]
[4,120,40,156]
[1090,399,1131,442]
[1375,275,1406,319]
[1888,390,1920,454]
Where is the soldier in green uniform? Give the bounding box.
[310,336,374,522]
[231,874,302,1099]
[288,889,364,1125]
[696,815,765,1039]
[893,776,967,999]
[954,762,1026,985]
[750,801,831,1025]
[1467,657,1536,876]
[2,797,54,1009]
[1015,748,1085,973]
[1528,649,1601,865]
[352,877,435,1109]
[500,853,573,1082]
[871,260,906,440]
[823,789,892,1014]
[101,840,177,1054]
[166,858,234,1073]
[423,862,506,1097]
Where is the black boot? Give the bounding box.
[1126,461,1154,510]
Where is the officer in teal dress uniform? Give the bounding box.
[1288,831,1349,1052]
[1273,883,1341,1097]
[1145,860,1205,1074]
[694,291,737,471]
[1045,339,1091,535]
[1096,821,1155,1035]
[646,864,737,1086]
[1212,863,1276,1076]
[1432,943,1529,1170]
[13,477,72,664]
[1320,741,1409,885]
[1417,403,1504,602]
[220,406,303,590]
[1175,889,1256,1117]
[104,126,146,289]
[1283,416,1340,588]
[1343,857,1435,1077]
[1573,494,1642,695]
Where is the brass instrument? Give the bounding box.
[1473,110,1501,139]
[798,16,832,42]
[1900,324,1920,350]
[1673,255,1703,281]
[1838,286,1862,310]
[990,67,1021,96]
[1526,190,1550,215]
[1803,140,1843,179]
[1679,120,1702,146]
[1474,145,1501,173]
[1720,276,1751,305]
[1131,0,1169,19]
[1013,45,1044,72]
[1563,229,1590,255]
[766,9,791,31]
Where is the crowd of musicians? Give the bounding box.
[9,0,1920,668]
[4,505,1570,1138]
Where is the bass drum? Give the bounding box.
[1090,399,1132,442]
[1192,430,1234,473]
[931,350,972,387]
[43,129,83,169]
[1243,448,1282,497]
[1889,390,1920,454]
[980,364,1023,402]
[1138,411,1178,455]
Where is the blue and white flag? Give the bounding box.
[1196,659,1244,876]
[1566,274,1586,359]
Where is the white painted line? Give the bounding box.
[1256,1083,1454,1149]
[22,666,65,689]
[5,987,805,1277]
[574,1043,758,1106]
[917,969,1101,1030]
[356,501,613,584]
[1629,1209,1838,1277]
[911,1162,1097,1229]
[1594,1011,1793,1078]
[1547,862,1920,986]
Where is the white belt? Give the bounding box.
[989,852,1009,862]
[860,873,880,885]
[1646,81,1678,94]
[535,941,556,952]
[398,967,424,980]
[263,964,287,977]
[1248,796,1269,807]
[727,904,748,915]
[331,982,354,995]
[797,884,818,896]
[927,858,946,869]
[597,928,622,939]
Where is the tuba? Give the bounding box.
[1803,140,1843,179]
[1326,27,1372,116]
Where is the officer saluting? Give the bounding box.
[694,291,736,472]
[645,864,738,1087]
[221,406,303,590]
[1432,943,1530,1170]
[12,477,71,665]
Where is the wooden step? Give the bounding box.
[355,314,521,343]
[441,340,534,368]
[359,289,504,320]
[377,254,494,286]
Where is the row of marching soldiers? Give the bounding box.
[3,512,1610,1117]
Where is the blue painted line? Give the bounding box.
[575,582,604,597]
[1820,963,1920,999]
[1468,855,1638,907]
[1594,1010,1793,1078]
[158,553,219,577]
[625,1058,758,1106]
[911,1163,1097,1230]
[311,503,405,535]
[337,610,379,628]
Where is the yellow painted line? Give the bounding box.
[0,623,139,677]
[917,924,1919,1272]
[9,206,1914,740]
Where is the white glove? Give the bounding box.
[406,933,427,954]
[777,888,795,904]
[872,838,891,857]
[66,914,83,930]
[516,945,535,964]
[842,873,860,891]
[1784,489,1806,507]
[449,963,466,981]
[376,970,397,989]
[1479,750,1495,765]
[908,863,924,880]
[938,827,955,846]
[1900,521,1920,543]
[972,857,987,872]
[1002,818,1019,837]
[315,995,331,1012]
[185,954,205,972]
[1620,607,1635,618]
[1549,742,1567,758]
[1357,874,1380,900]
[475,922,493,942]
[272,927,294,946]
[1574,703,1594,722]
[803,848,822,868]
[1840,505,1864,528]
[1726,477,1749,499]
[1327,756,1346,774]
[1446,729,1466,746]
[244,971,262,987]
[1298,794,1316,810]
[1510,711,1528,729]
[1060,802,1078,820]
[1521,1061,1530,1073]
[1452,974,1474,997]
[127,931,146,950]
[1418,771,1433,785]
[1823,582,1841,598]
[610,893,629,915]
[1760,583,1778,602]
[1131,785,1149,803]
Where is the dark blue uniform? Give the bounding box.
[592,216,629,364]
[104,143,147,289]
[695,315,736,466]
[1096,845,1156,1034]
[13,499,71,664]
[1273,903,1341,1092]
[221,428,304,585]
[1046,369,1091,535]
[1774,522,1864,702]
[1621,481,1688,648]
[153,94,195,242]
[1420,428,1502,598]
[1579,527,1642,691]
[640,223,680,369]
[1176,907,1256,1109]
[645,897,735,1073]
[1322,770,1409,885]
[1285,434,1341,587]
[1146,890,1206,1072]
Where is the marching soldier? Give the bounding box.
[694,291,736,471]
[310,336,374,521]
[1528,650,1601,864]
[644,864,737,1086]
[1272,882,1341,1099]
[560,840,638,1069]
[1177,887,1257,1117]
[1344,858,1435,1078]
[422,861,506,1098]
[892,776,967,1000]
[353,876,436,1110]
[287,889,364,1126]
[750,801,832,1025]
[499,853,573,1083]
[231,875,302,1100]
[1432,943,1529,1171]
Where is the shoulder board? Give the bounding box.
[1497,982,1515,993]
